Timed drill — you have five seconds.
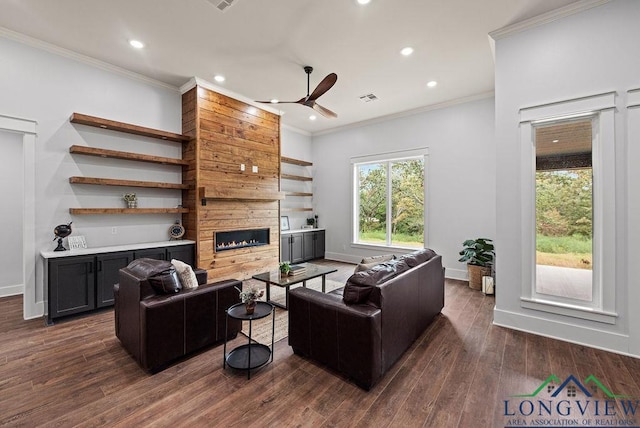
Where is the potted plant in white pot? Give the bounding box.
[458,238,495,290]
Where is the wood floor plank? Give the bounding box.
[1,260,639,428]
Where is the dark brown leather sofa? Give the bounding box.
[288,249,445,390]
[114,259,241,372]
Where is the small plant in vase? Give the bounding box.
[279,262,291,276]
[123,193,137,209]
[235,285,264,314]
[306,217,315,229]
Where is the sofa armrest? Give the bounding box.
[288,287,382,390]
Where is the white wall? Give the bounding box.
[0,130,24,296]
[311,97,496,278]
[0,36,183,318]
[281,126,314,231]
[493,0,640,356]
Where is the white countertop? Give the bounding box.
[281,228,325,235]
[41,239,196,259]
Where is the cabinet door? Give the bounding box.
[303,232,315,261]
[167,244,195,267]
[290,233,304,264]
[314,230,325,259]
[280,235,291,262]
[96,251,133,308]
[49,256,96,320]
[134,247,166,261]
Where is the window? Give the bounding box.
[352,149,427,249]
[518,92,617,324]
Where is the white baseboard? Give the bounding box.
[0,284,23,298]
[23,300,44,320]
[445,268,467,281]
[493,308,636,358]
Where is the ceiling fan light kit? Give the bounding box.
[256,66,338,118]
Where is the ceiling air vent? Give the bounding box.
[359,93,378,103]
[208,0,237,12]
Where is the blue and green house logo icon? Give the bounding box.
[503,374,639,427]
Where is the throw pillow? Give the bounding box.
[360,254,396,264]
[171,259,199,290]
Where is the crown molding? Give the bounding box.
[312,91,494,137]
[489,0,611,41]
[180,77,282,116]
[0,26,178,92]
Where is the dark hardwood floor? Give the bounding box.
[1,260,639,427]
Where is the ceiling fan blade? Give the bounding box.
[312,102,338,119]
[255,99,303,104]
[307,73,337,102]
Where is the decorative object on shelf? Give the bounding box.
[235,285,264,315]
[458,238,495,290]
[68,235,87,250]
[280,215,290,231]
[169,220,185,240]
[279,261,291,276]
[123,193,137,208]
[305,217,315,229]
[53,222,73,251]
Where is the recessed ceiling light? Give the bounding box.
[400,47,414,56]
[129,40,145,49]
[214,75,225,83]
[270,99,279,104]
[309,115,317,121]
[552,139,559,143]
[426,80,438,88]
[357,0,371,4]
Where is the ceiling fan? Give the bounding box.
[257,66,338,118]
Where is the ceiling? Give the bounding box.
[0,0,579,134]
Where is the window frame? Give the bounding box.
[351,148,429,251]
[518,93,617,324]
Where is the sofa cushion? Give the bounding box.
[344,259,410,304]
[171,259,198,290]
[126,258,182,294]
[398,248,437,267]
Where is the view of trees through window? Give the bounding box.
[356,158,424,248]
[536,169,593,269]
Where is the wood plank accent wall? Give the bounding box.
[182,85,281,281]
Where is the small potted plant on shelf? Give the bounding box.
[279,262,291,276]
[235,285,264,315]
[123,193,137,209]
[458,238,495,290]
[304,217,315,229]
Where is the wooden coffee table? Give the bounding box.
[252,263,338,310]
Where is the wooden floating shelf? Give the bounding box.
[281,173,312,182]
[69,176,189,190]
[198,187,285,204]
[69,208,189,215]
[69,145,188,166]
[282,208,313,212]
[70,113,190,143]
[281,156,312,167]
[285,192,313,197]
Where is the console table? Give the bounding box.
[41,240,195,325]
[224,301,275,379]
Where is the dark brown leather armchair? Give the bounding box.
[288,251,445,390]
[114,259,241,372]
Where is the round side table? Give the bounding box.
[223,301,275,379]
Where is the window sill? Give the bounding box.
[350,242,424,252]
[520,297,617,324]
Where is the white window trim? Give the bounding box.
[518,92,617,324]
[351,148,429,249]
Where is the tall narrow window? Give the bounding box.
[353,151,426,249]
[534,119,593,302]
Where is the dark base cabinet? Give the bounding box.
[281,230,325,263]
[45,243,195,324]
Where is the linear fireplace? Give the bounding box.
[214,228,270,252]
